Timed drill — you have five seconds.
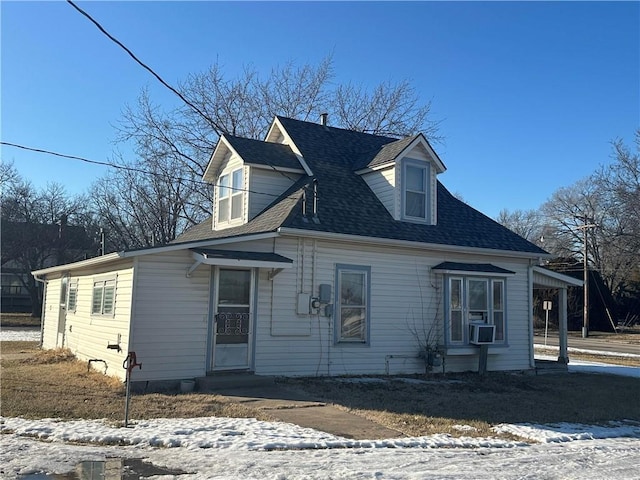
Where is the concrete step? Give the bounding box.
[196,373,276,391]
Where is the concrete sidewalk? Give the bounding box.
[199,377,403,440]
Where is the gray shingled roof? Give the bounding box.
[353,135,419,171]
[174,117,547,256]
[224,134,302,171]
[432,262,515,274]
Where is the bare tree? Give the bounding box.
[331,80,441,139]
[495,208,543,244]
[96,56,440,248]
[1,174,97,316]
[538,131,640,298]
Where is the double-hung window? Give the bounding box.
[217,168,244,224]
[335,264,370,344]
[92,278,115,316]
[403,160,429,222]
[447,277,506,345]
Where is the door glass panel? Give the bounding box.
[219,270,251,305]
[216,269,251,346]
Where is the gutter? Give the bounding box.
[277,227,551,261]
[31,232,282,276]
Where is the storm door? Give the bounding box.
[213,268,253,370]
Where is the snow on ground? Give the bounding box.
[535,353,640,378]
[0,328,41,342]
[534,343,640,359]
[2,416,640,479]
[2,330,639,478]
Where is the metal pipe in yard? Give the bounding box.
[123,351,142,428]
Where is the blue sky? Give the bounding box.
[2,1,638,219]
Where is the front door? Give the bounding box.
[213,268,253,370]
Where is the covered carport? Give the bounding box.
[532,266,584,364]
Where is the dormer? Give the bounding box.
[203,133,306,231]
[354,134,446,225]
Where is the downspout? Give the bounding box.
[33,273,47,348]
[527,261,535,369]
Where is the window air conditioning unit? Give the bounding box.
[469,322,495,345]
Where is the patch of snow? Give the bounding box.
[1,417,639,479]
[0,329,41,342]
[535,344,640,359]
[535,354,640,378]
[494,421,640,443]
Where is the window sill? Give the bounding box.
[335,340,369,347]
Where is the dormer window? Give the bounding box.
[402,160,430,222]
[218,168,243,224]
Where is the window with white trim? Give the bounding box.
[67,279,78,313]
[446,277,506,345]
[91,278,115,316]
[335,264,370,344]
[217,168,244,224]
[402,160,430,222]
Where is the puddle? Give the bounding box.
[19,458,187,479]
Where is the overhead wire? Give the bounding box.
[1,141,302,200]
[65,0,298,185]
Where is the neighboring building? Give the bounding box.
[2,218,94,315]
[33,116,580,383]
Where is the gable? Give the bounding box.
[178,116,547,258]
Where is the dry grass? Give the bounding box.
[2,341,638,439]
[0,343,271,422]
[283,372,640,438]
[0,313,41,327]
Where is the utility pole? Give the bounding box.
[576,216,597,338]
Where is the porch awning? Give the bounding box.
[190,248,294,269]
[533,266,583,289]
[432,262,515,276]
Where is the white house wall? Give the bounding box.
[41,276,62,349]
[253,237,534,376]
[41,261,134,381]
[130,250,211,382]
[361,167,395,217]
[248,168,300,220]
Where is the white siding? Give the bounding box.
[130,250,211,382]
[41,276,62,349]
[362,167,395,217]
[252,237,534,376]
[248,168,300,220]
[41,261,135,380]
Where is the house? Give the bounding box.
[32,116,581,384]
[2,217,95,315]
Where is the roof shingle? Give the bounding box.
[174,117,547,256]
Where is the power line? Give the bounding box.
[65,0,224,137]
[65,0,298,185]
[1,141,301,200]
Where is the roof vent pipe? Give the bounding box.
[320,113,328,126]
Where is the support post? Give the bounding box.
[478,344,489,375]
[558,288,569,364]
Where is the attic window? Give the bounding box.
[218,168,243,223]
[402,160,430,222]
